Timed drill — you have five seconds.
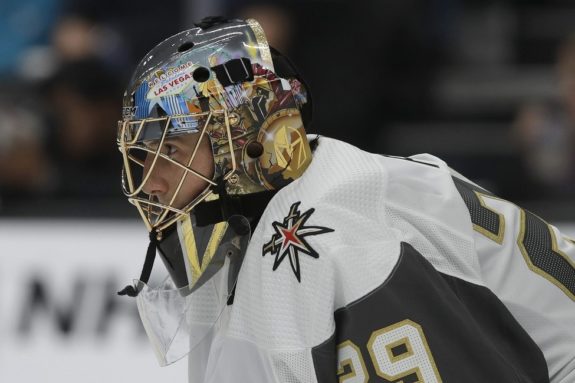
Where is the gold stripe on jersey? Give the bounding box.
[472,191,505,244]
[517,210,575,301]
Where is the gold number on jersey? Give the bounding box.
[337,319,442,383]
[337,340,369,383]
[367,320,442,383]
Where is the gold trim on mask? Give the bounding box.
[180,215,230,286]
[118,109,238,233]
[246,19,273,69]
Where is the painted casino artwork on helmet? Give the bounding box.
[118,20,312,228]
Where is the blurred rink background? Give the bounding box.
[1,0,575,382]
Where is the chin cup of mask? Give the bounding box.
[135,215,250,366]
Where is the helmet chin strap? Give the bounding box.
[117,228,163,297]
[195,177,277,230]
[212,176,233,222]
[118,178,274,298]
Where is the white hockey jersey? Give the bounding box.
[186,137,574,383]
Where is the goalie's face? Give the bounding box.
[118,113,221,232]
[142,132,214,210]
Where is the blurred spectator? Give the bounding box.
[51,14,130,75]
[0,83,53,199]
[52,16,102,60]
[0,0,60,75]
[59,0,185,69]
[0,2,187,215]
[43,58,123,199]
[513,33,575,199]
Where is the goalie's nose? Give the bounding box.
[142,152,169,199]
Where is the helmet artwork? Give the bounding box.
[118,17,313,234]
[117,18,314,363]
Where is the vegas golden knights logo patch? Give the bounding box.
[262,202,334,282]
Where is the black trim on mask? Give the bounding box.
[269,46,313,130]
[212,58,254,87]
[195,188,278,230]
[194,16,231,30]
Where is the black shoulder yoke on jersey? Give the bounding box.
[312,242,549,383]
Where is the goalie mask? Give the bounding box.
[117,17,313,365]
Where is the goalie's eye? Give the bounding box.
[143,141,177,159]
[163,143,178,159]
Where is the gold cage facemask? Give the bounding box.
[117,109,238,233]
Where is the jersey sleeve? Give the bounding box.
[452,175,575,382]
